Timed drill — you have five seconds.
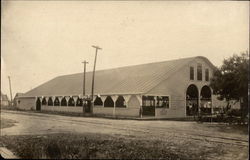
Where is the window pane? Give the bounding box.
[205,69,209,81]
[142,96,155,107]
[190,67,194,80]
[155,96,169,108]
[197,64,202,81]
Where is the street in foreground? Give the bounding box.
[0,110,248,159]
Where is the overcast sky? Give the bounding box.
[1,1,249,98]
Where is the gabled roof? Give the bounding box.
[14,93,24,98]
[22,56,215,97]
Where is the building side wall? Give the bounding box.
[17,97,36,110]
[42,105,83,113]
[1,101,9,107]
[148,57,215,118]
[93,95,140,117]
[127,95,140,109]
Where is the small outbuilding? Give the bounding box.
[17,56,225,118]
[1,92,9,107]
[13,93,24,106]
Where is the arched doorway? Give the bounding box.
[54,97,60,106]
[115,96,126,108]
[104,96,114,107]
[68,97,75,106]
[76,97,83,106]
[48,97,53,106]
[94,97,103,106]
[42,97,47,105]
[186,84,199,116]
[200,86,212,114]
[36,98,41,111]
[61,97,67,106]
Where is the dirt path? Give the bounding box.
[1,110,248,160]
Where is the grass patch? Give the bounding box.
[0,132,221,159]
[0,118,17,129]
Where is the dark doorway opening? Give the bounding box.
[61,97,67,106]
[36,98,41,111]
[115,96,126,108]
[68,97,75,106]
[104,96,114,107]
[48,97,53,106]
[200,86,212,114]
[42,98,47,105]
[76,98,83,106]
[84,99,92,113]
[186,84,199,116]
[54,97,60,106]
[94,97,103,106]
[142,96,155,116]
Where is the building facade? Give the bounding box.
[17,56,228,118]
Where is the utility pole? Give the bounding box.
[8,76,13,106]
[82,60,89,96]
[91,45,102,101]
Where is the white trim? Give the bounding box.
[136,95,142,106]
[100,96,107,107]
[123,95,131,108]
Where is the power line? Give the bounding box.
[82,60,88,96]
[8,76,13,106]
[91,45,102,101]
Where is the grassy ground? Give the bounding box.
[1,112,248,159]
[0,118,17,129]
[0,132,228,159]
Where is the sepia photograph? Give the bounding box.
[1,0,249,159]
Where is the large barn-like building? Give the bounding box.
[17,56,223,118]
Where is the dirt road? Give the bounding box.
[1,110,248,159]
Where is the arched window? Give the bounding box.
[76,98,82,106]
[205,69,209,81]
[94,97,103,106]
[42,98,47,105]
[104,96,114,107]
[54,97,60,106]
[190,66,194,80]
[115,96,126,108]
[61,97,67,106]
[68,97,75,106]
[197,64,202,81]
[48,97,53,106]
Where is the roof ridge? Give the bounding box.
[144,58,195,94]
[56,56,198,78]
[22,56,209,97]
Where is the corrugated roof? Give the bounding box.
[22,56,214,97]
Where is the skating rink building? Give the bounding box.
[17,56,224,118]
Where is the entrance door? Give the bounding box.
[142,96,155,116]
[200,85,212,114]
[36,98,41,111]
[84,99,91,113]
[186,84,199,116]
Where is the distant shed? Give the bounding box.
[1,92,9,107]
